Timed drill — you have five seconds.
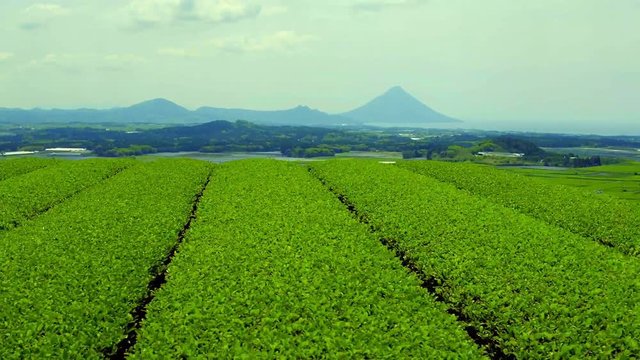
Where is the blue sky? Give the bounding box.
[0,0,638,134]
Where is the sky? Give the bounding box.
[0,0,639,134]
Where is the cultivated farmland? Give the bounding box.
[0,157,59,182]
[398,160,640,256]
[1,157,638,359]
[0,158,133,230]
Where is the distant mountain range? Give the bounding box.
[0,87,461,127]
[195,105,352,127]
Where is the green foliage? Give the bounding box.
[0,159,212,359]
[4,157,640,358]
[103,144,157,157]
[309,159,640,358]
[0,159,133,230]
[0,157,59,181]
[286,145,336,158]
[492,136,546,157]
[131,160,484,359]
[399,160,640,256]
[439,145,475,160]
[469,140,504,153]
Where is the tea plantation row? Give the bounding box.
[1,157,638,358]
[310,160,640,358]
[1,159,211,358]
[398,160,640,256]
[0,157,59,182]
[0,159,132,230]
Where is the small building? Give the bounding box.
[477,151,525,158]
[44,147,88,152]
[1,151,39,156]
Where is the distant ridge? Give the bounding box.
[340,86,461,125]
[195,105,353,126]
[0,87,460,126]
[0,99,354,126]
[0,98,198,124]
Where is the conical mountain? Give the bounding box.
[106,98,199,123]
[120,98,190,118]
[341,86,461,124]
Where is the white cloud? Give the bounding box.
[262,5,288,16]
[0,52,15,61]
[157,47,200,58]
[352,0,427,12]
[126,0,177,26]
[21,53,88,75]
[28,53,78,67]
[25,3,70,16]
[20,3,70,30]
[25,53,146,73]
[126,0,261,29]
[101,54,147,71]
[211,31,316,53]
[104,54,146,64]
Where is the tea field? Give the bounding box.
[1,157,639,359]
[503,163,640,202]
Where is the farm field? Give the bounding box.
[1,159,211,358]
[0,158,132,230]
[314,160,640,357]
[541,147,640,162]
[1,157,639,358]
[501,162,640,201]
[0,157,60,181]
[399,160,640,256]
[132,160,482,358]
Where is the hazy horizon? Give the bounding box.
[1,1,639,135]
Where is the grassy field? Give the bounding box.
[501,162,640,201]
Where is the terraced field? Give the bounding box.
[1,157,638,359]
